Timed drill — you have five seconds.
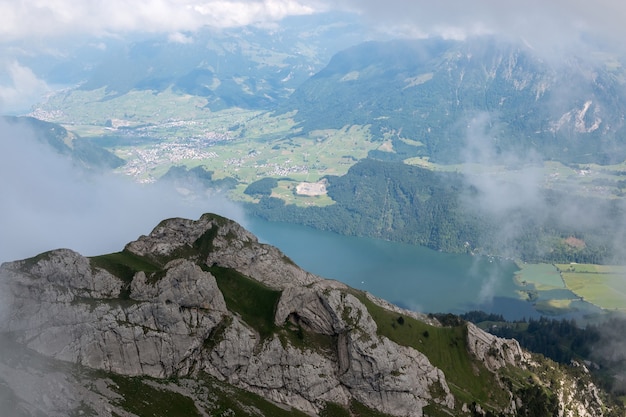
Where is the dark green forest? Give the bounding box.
[247,158,624,264]
[462,311,626,396]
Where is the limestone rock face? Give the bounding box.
[466,322,528,372]
[240,337,350,415]
[0,214,609,417]
[203,316,258,380]
[274,281,356,335]
[1,249,227,378]
[125,213,320,289]
[339,334,455,415]
[201,221,321,289]
[9,248,123,300]
[130,258,227,310]
[125,216,213,259]
[272,282,455,416]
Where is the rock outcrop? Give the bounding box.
[0,213,611,417]
[125,214,320,289]
[466,322,528,372]
[2,249,227,378]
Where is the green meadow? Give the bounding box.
[515,263,565,290]
[511,262,626,315]
[42,88,382,204]
[556,264,626,311]
[36,86,626,206]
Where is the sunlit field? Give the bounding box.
[556,264,626,311]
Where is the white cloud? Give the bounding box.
[1,0,621,56]
[0,61,51,114]
[331,0,626,53]
[458,112,548,260]
[461,113,544,215]
[193,0,315,26]
[0,118,245,263]
[0,0,317,41]
[168,32,194,44]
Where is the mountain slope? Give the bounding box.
[1,115,125,169]
[283,37,626,164]
[70,13,368,111]
[0,213,616,416]
[248,158,623,263]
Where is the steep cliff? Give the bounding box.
[0,214,615,416]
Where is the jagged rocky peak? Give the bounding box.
[124,213,243,261]
[125,213,320,289]
[0,213,609,417]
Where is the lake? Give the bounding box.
[245,217,548,320]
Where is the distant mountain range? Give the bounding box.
[27,19,626,166]
[53,13,370,111]
[282,37,626,164]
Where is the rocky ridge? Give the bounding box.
[0,213,611,416]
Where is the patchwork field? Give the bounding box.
[33,88,384,203]
[513,263,583,315]
[32,86,626,206]
[556,264,626,311]
[514,263,565,290]
[511,262,626,315]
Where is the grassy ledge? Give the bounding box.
[352,290,510,411]
[207,265,281,340]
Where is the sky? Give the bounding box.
[0,0,624,112]
[0,0,624,43]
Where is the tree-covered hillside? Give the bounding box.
[463,311,626,398]
[248,158,624,263]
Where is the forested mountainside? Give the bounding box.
[282,37,626,165]
[248,158,625,263]
[462,311,626,397]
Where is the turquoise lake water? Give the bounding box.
[245,217,547,320]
